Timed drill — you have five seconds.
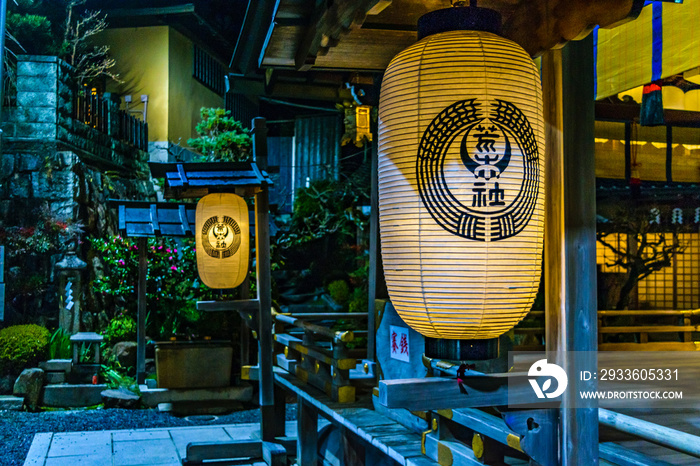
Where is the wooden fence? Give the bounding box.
[515,309,700,351]
[73,89,149,151]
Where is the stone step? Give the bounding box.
[39,359,72,372]
[42,384,108,408]
[45,372,66,384]
[0,395,24,410]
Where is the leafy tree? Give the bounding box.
[187,108,252,162]
[4,0,119,93]
[597,207,686,310]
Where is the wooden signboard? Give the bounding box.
[196,193,250,289]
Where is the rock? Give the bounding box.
[17,154,42,172]
[0,374,15,394]
[113,341,138,368]
[101,387,140,409]
[13,368,45,411]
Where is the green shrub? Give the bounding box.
[328,280,351,305]
[187,108,252,162]
[0,324,50,374]
[103,315,137,346]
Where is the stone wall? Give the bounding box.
[0,56,155,328]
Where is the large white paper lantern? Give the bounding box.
[196,193,250,289]
[378,26,545,340]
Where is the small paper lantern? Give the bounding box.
[378,25,545,340]
[196,193,250,289]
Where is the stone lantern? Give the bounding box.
[55,247,87,334]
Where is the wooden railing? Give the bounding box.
[515,309,700,351]
[241,312,371,403]
[74,89,149,151]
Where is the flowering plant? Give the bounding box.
[0,208,83,321]
[89,236,237,339]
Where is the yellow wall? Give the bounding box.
[96,27,169,142]
[95,26,224,145]
[168,29,224,145]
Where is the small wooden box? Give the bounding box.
[155,341,233,389]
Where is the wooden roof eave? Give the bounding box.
[250,0,648,73]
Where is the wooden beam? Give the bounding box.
[599,442,674,466]
[275,313,354,343]
[435,408,523,453]
[196,299,260,312]
[293,0,381,71]
[599,409,700,459]
[596,102,700,128]
[378,375,555,411]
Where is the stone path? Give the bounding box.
[23,421,297,465]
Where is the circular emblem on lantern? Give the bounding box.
[417,98,540,242]
[201,216,242,259]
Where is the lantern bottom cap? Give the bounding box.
[425,336,500,361]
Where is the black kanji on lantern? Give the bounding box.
[417,98,540,242]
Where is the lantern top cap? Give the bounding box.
[55,251,87,271]
[417,6,502,40]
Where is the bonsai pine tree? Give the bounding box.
[597,207,685,310]
[188,108,252,162]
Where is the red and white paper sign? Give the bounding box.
[389,325,410,362]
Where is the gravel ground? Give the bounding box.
[0,404,297,466]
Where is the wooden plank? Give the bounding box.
[274,334,357,370]
[275,371,429,465]
[288,313,367,319]
[378,375,550,411]
[276,353,298,373]
[600,326,699,334]
[197,299,260,312]
[599,342,700,352]
[185,440,262,462]
[599,409,700,459]
[275,314,354,343]
[598,310,700,317]
[178,204,190,235]
[437,408,523,453]
[599,442,674,466]
[118,205,126,231]
[150,204,160,234]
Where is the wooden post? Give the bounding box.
[297,398,319,466]
[367,117,387,362]
[367,131,379,362]
[666,124,673,183]
[136,237,147,385]
[624,121,632,182]
[240,276,251,367]
[543,36,599,465]
[253,117,277,441]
